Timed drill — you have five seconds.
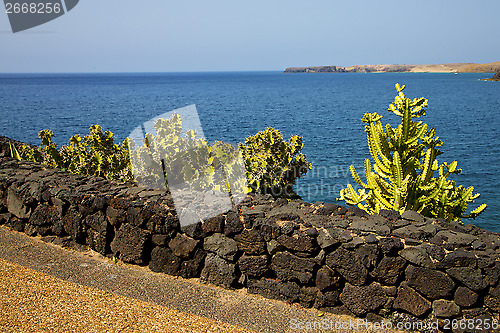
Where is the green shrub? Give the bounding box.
[339,83,486,221]
[239,127,312,197]
[128,114,248,195]
[11,115,312,199]
[13,126,133,182]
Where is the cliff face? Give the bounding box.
[284,62,500,73]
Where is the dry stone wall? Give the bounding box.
[0,138,499,332]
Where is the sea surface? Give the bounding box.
[0,72,499,232]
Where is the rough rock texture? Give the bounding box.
[0,145,499,325]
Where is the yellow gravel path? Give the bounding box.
[0,258,256,333]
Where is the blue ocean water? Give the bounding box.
[0,72,498,232]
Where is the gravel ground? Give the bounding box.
[0,258,256,333]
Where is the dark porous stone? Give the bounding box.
[379,237,404,255]
[224,211,243,236]
[299,286,320,308]
[435,230,478,249]
[181,221,205,239]
[149,246,181,276]
[110,224,151,265]
[420,243,446,261]
[326,247,367,286]
[393,284,432,317]
[364,233,378,244]
[203,233,238,261]
[271,251,315,284]
[168,233,199,259]
[315,266,341,291]
[484,261,500,286]
[238,255,268,277]
[266,239,284,255]
[7,186,31,219]
[303,227,318,237]
[202,215,224,234]
[86,227,109,255]
[432,299,460,318]
[106,206,126,227]
[399,246,435,269]
[405,265,455,299]
[342,236,364,250]
[63,206,85,242]
[235,229,266,255]
[247,278,300,303]
[280,221,296,235]
[85,211,108,233]
[355,244,380,270]
[418,223,440,239]
[484,286,500,312]
[379,209,400,222]
[6,216,25,232]
[454,286,479,308]
[126,207,144,227]
[345,206,369,218]
[316,227,341,249]
[151,234,168,247]
[200,253,236,288]
[371,256,407,285]
[340,282,388,316]
[316,203,343,215]
[392,224,424,240]
[260,221,280,241]
[439,249,478,269]
[179,248,206,278]
[446,267,488,291]
[28,203,59,226]
[400,210,425,224]
[315,290,341,308]
[276,233,318,253]
[349,216,391,236]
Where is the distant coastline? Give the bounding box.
[284,62,500,73]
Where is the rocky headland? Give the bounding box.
[482,71,500,81]
[284,62,500,74]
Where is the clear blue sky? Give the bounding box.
[0,0,499,72]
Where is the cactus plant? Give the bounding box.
[339,83,486,221]
[15,126,134,182]
[239,127,312,197]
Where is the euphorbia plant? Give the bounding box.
[339,83,486,221]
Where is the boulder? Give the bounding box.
[446,267,488,291]
[399,246,435,269]
[110,223,151,265]
[247,278,300,303]
[393,284,431,317]
[271,252,315,284]
[200,253,236,288]
[203,233,238,261]
[276,233,318,253]
[340,283,388,316]
[379,237,404,255]
[149,246,181,276]
[168,233,199,259]
[432,299,460,318]
[238,255,268,277]
[326,247,367,286]
[371,256,407,285]
[454,286,479,308]
[235,229,266,255]
[405,265,455,299]
[315,266,341,291]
